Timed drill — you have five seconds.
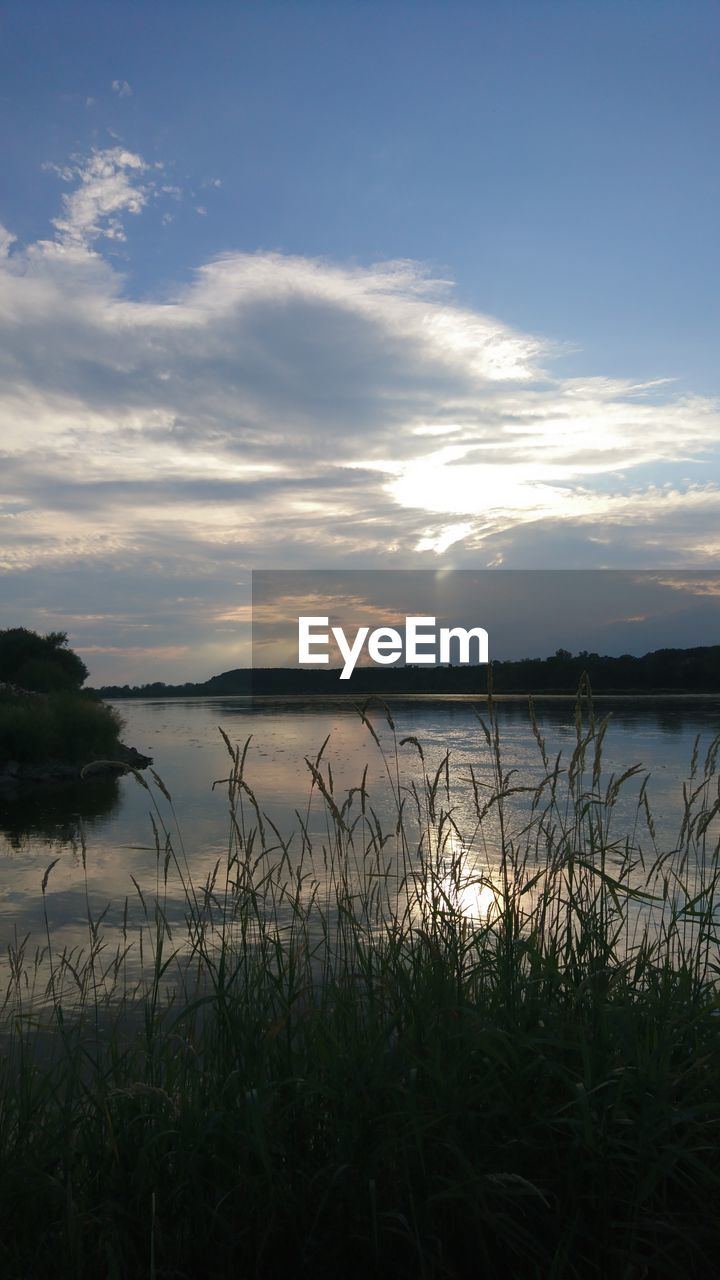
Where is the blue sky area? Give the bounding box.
[1,1,719,682]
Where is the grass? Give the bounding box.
[1,687,719,1278]
[0,689,124,766]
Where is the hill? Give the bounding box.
[95,644,720,698]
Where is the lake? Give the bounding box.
[1,694,719,1001]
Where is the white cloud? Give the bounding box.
[45,147,150,248]
[0,225,16,257]
[111,79,132,98]
[1,145,719,679]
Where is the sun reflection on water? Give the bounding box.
[438,873,501,922]
[417,835,504,925]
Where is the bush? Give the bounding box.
[0,691,124,764]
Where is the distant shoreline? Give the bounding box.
[93,643,720,699]
[101,690,720,702]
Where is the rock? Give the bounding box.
[0,743,152,789]
[115,743,154,768]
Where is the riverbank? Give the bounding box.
[0,682,151,791]
[1,699,719,1277]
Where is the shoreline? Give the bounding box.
[101,690,720,702]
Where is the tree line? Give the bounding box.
[95,645,720,697]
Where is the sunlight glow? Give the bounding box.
[437,872,501,922]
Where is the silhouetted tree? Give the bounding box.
[0,628,88,692]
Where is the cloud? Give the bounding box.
[44,147,150,248]
[111,79,132,98]
[1,144,719,679]
[0,226,16,257]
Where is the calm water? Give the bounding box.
[1,695,719,987]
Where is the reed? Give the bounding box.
[0,690,719,1278]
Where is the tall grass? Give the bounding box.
[1,689,719,1279]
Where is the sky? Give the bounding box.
[1,0,719,684]
[252,571,720,669]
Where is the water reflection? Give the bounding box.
[409,827,505,926]
[433,863,503,923]
[0,694,718,999]
[0,775,122,851]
